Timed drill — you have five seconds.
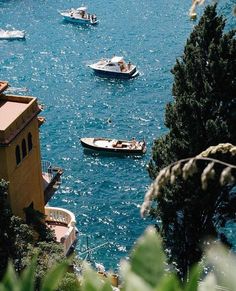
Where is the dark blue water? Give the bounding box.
[1,0,235,271]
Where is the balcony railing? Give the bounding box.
[45,206,77,256]
[42,160,63,204]
[42,160,53,180]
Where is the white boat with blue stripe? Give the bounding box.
[59,6,98,25]
[88,56,139,79]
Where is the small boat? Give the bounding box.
[59,6,98,25]
[0,29,25,40]
[88,56,139,79]
[80,138,146,155]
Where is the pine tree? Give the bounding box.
[148,5,236,279]
[149,4,236,178]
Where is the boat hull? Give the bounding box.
[62,15,98,25]
[0,31,25,40]
[91,67,139,79]
[80,138,146,155]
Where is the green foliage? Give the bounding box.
[41,260,69,291]
[24,204,55,242]
[0,179,77,289]
[150,4,236,175]
[149,4,236,279]
[9,216,35,273]
[24,241,65,289]
[129,227,166,287]
[56,272,80,291]
[1,228,236,291]
[0,180,12,279]
[0,258,68,291]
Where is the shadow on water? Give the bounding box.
[60,19,98,30]
[82,149,145,160]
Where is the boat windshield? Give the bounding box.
[110,56,124,63]
[77,6,87,12]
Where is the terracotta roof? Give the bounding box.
[0,94,41,145]
[0,100,28,131]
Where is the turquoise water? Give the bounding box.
[1,0,235,271]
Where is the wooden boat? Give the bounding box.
[80,138,146,155]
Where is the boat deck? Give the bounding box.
[94,139,112,147]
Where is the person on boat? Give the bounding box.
[120,63,125,72]
[81,10,85,18]
[131,138,137,149]
[91,14,97,22]
[112,139,118,147]
[127,62,131,70]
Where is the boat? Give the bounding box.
[88,56,139,79]
[59,6,98,25]
[0,29,25,40]
[80,137,146,155]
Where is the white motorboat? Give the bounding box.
[88,56,139,79]
[80,137,146,155]
[59,6,98,25]
[0,29,25,40]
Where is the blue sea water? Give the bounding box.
[0,0,235,271]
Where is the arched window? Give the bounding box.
[15,145,21,165]
[22,139,27,158]
[28,132,33,152]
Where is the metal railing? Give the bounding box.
[41,160,53,181]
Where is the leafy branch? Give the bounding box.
[189,0,236,18]
[141,143,236,217]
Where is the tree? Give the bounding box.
[0,179,13,279]
[148,4,236,279]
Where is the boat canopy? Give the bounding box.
[77,6,87,11]
[110,56,124,63]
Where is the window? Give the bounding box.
[28,132,33,152]
[24,202,34,224]
[15,145,21,165]
[22,139,27,158]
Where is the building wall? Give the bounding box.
[0,117,45,218]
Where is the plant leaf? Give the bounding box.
[184,264,201,291]
[206,243,236,291]
[198,273,217,291]
[121,261,152,291]
[155,275,181,291]
[20,256,37,291]
[100,281,113,291]
[2,262,18,291]
[41,261,68,291]
[81,264,104,291]
[130,227,166,287]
